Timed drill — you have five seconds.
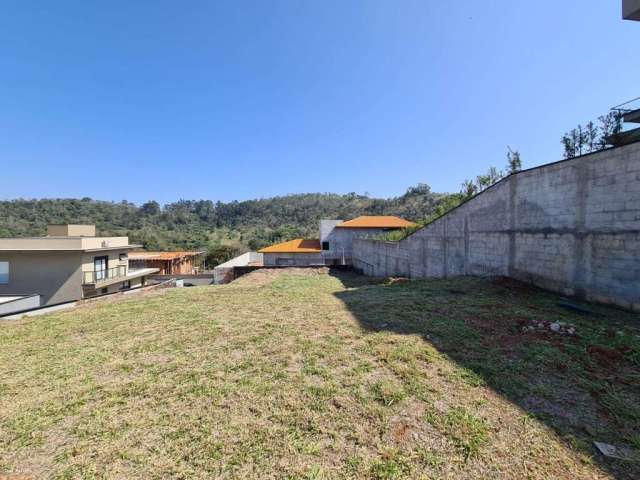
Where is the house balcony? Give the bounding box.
[82,266,159,287]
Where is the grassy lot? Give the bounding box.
[0,270,639,479]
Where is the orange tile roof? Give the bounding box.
[258,239,321,253]
[129,251,205,260]
[336,216,416,228]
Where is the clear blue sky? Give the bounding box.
[1,1,637,204]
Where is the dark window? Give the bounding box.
[276,258,295,266]
[322,242,330,251]
[100,287,108,294]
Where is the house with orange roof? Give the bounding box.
[258,239,324,267]
[128,251,205,275]
[258,216,415,267]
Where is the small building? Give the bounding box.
[259,239,323,266]
[258,216,416,267]
[128,251,204,275]
[321,216,416,265]
[0,225,159,307]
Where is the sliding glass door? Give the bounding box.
[94,256,108,281]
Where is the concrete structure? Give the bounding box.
[0,294,41,316]
[0,225,158,305]
[258,216,416,267]
[321,216,415,265]
[260,239,324,266]
[213,252,263,284]
[129,251,205,275]
[353,142,640,311]
[47,224,96,237]
[623,0,640,20]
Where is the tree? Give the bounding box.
[585,121,599,153]
[461,179,478,199]
[140,201,160,216]
[561,133,576,159]
[461,166,505,200]
[506,147,522,174]
[597,111,624,148]
[570,128,581,156]
[205,244,240,267]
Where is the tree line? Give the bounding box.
[0,188,444,266]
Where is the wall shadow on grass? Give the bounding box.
[330,271,640,480]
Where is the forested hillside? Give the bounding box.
[0,184,449,265]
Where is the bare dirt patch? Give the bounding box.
[231,267,330,286]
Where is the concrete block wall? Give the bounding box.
[353,142,640,311]
[213,252,263,284]
[263,252,323,266]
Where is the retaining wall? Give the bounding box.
[353,142,640,311]
[213,252,263,284]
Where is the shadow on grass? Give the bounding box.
[330,271,640,480]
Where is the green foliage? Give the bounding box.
[425,407,489,459]
[374,147,524,243]
[0,185,442,265]
[374,193,464,242]
[506,146,522,174]
[561,111,623,159]
[204,244,241,268]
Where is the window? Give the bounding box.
[0,262,8,284]
[121,280,131,290]
[94,256,108,281]
[276,258,295,266]
[100,287,108,294]
[322,242,330,251]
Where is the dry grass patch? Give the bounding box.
[0,269,638,479]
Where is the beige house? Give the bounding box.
[0,225,158,307]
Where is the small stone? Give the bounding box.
[567,327,576,335]
[550,322,561,333]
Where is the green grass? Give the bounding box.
[0,270,639,479]
[425,406,489,459]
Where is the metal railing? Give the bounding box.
[83,266,127,284]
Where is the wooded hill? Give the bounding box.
[0,184,448,265]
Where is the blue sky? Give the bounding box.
[0,1,637,204]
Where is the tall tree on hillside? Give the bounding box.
[140,200,160,216]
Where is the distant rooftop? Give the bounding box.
[129,251,205,260]
[336,216,416,229]
[259,239,321,254]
